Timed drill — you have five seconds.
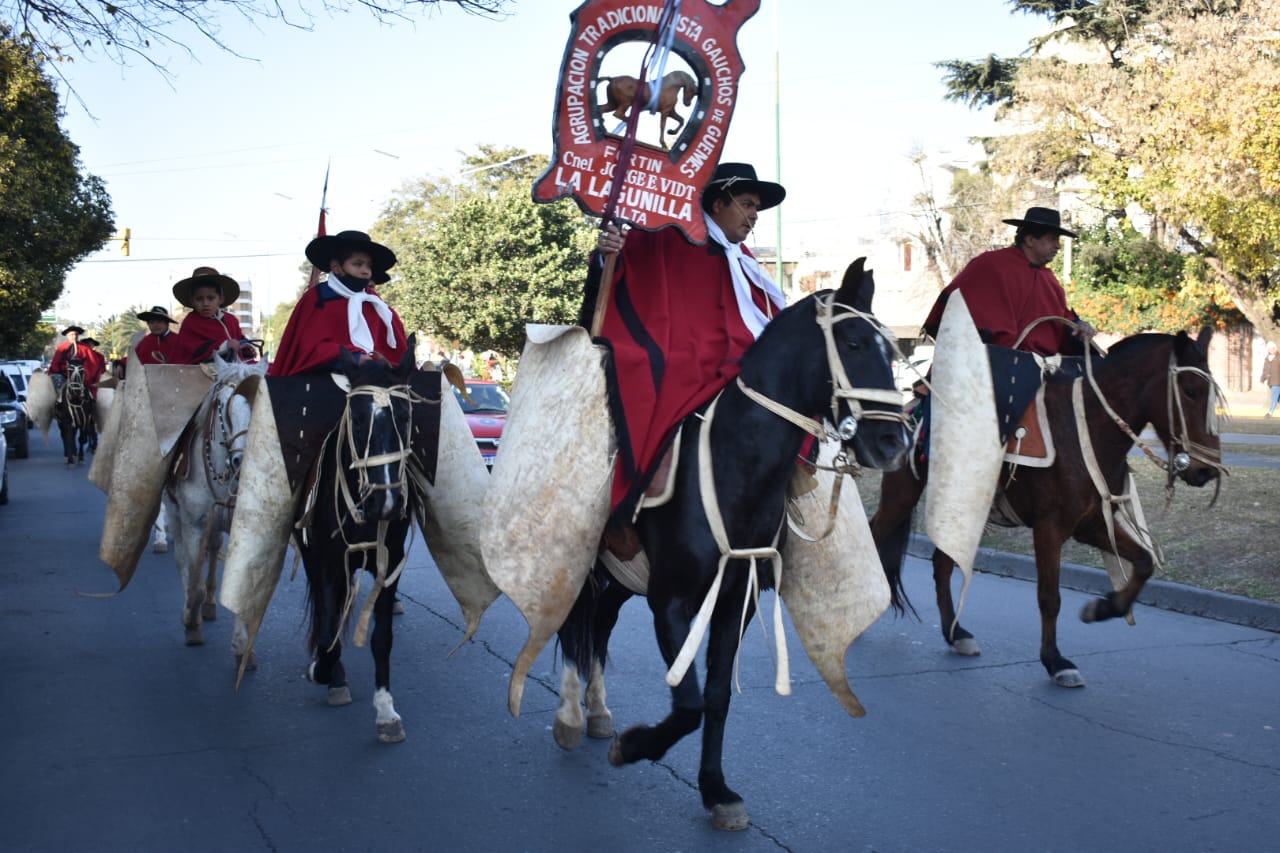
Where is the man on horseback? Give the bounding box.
[134,305,180,365]
[49,325,92,401]
[922,206,1093,357]
[269,230,408,377]
[586,161,787,518]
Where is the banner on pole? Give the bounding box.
[532,0,761,243]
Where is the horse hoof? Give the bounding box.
[607,737,626,767]
[151,541,168,554]
[711,802,751,832]
[184,627,204,646]
[202,601,217,621]
[392,599,405,616]
[587,710,615,739]
[553,718,583,751]
[377,719,406,743]
[236,651,257,672]
[952,637,982,656]
[1053,669,1086,688]
[328,685,352,706]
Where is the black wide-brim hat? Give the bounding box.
[136,305,177,324]
[172,266,241,309]
[61,325,86,336]
[705,162,786,211]
[1002,206,1078,239]
[81,337,100,348]
[305,230,397,274]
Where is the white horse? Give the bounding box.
[163,351,267,667]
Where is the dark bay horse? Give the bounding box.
[599,69,698,149]
[556,259,910,830]
[871,329,1224,687]
[55,361,96,467]
[299,350,422,743]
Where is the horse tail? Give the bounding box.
[558,561,604,681]
[876,507,918,617]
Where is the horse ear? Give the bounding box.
[834,257,874,313]
[396,335,417,378]
[1195,326,1213,356]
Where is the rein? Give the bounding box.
[664,292,909,693]
[319,380,432,650]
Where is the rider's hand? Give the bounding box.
[597,222,626,257]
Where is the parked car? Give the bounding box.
[451,379,509,469]
[0,373,25,460]
[0,360,36,429]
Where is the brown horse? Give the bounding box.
[870,329,1224,687]
[598,69,699,149]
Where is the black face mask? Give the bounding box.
[336,272,370,291]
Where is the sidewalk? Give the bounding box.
[908,534,1280,634]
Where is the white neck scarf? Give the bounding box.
[704,212,786,339]
[325,276,397,355]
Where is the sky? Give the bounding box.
[52,0,1046,328]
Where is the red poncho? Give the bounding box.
[268,282,408,377]
[923,246,1076,355]
[174,311,244,364]
[134,331,181,365]
[590,227,778,513]
[50,341,93,374]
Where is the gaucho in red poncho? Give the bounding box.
[922,207,1089,357]
[269,230,408,377]
[133,305,181,365]
[585,163,787,518]
[170,267,249,364]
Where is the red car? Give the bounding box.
[452,380,509,469]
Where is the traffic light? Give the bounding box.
[121,228,131,256]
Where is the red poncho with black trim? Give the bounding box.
[134,330,181,365]
[923,246,1078,355]
[268,281,409,377]
[585,227,781,514]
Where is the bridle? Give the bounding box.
[735,291,909,451]
[667,291,910,694]
[203,379,251,500]
[333,384,417,526]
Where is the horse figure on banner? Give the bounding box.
[599,69,699,149]
[163,350,266,665]
[54,360,97,467]
[870,328,1224,688]
[300,349,424,744]
[555,260,910,830]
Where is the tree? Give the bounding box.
[0,27,114,358]
[937,0,1280,339]
[1066,219,1243,334]
[372,146,596,360]
[0,1,510,70]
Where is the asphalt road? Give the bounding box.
[3,438,1278,853]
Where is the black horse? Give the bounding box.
[555,259,910,830]
[54,360,96,466]
[298,349,436,743]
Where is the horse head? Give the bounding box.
[334,343,417,523]
[825,258,911,470]
[1165,328,1224,488]
[209,349,268,489]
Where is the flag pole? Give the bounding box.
[306,159,331,289]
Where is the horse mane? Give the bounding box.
[1102,332,1175,365]
[213,353,267,384]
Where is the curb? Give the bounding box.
[907,534,1280,634]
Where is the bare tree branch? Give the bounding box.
[1,0,510,72]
